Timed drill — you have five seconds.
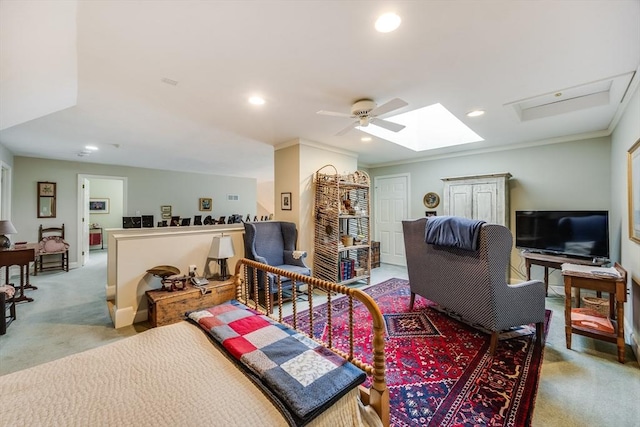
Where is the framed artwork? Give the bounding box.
[37,181,56,218]
[281,192,292,210]
[628,138,640,243]
[199,198,212,211]
[89,198,110,214]
[38,182,56,197]
[425,211,437,217]
[161,205,172,220]
[423,192,440,209]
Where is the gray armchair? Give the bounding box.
[402,217,546,354]
[243,221,311,312]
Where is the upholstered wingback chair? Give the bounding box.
[402,217,546,354]
[243,221,311,312]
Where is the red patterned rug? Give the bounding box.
[284,278,551,427]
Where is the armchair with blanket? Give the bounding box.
[242,221,311,313]
[402,216,546,354]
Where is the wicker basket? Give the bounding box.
[582,296,609,317]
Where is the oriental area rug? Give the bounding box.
[283,278,551,427]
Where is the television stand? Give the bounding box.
[521,251,607,296]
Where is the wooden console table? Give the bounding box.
[522,251,606,295]
[0,244,38,303]
[562,263,627,363]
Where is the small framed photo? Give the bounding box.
[281,192,292,210]
[38,182,56,197]
[425,211,437,217]
[89,198,110,213]
[199,197,212,211]
[161,205,172,220]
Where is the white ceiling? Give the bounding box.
[1,1,639,182]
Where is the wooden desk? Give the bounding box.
[562,263,627,363]
[522,251,606,295]
[0,244,38,303]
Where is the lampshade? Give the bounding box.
[208,235,235,259]
[0,220,17,249]
[0,220,17,235]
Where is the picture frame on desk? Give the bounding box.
[628,137,640,244]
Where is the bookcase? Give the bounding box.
[313,166,371,286]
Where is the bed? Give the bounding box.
[0,259,389,427]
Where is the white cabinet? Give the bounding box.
[442,173,511,226]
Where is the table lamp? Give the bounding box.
[0,220,17,249]
[204,235,235,280]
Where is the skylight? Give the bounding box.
[359,103,484,151]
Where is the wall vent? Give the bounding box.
[505,72,634,121]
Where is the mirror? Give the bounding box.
[37,182,56,218]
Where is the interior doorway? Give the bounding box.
[373,174,410,266]
[76,175,127,268]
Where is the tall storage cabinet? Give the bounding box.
[313,166,371,286]
[442,173,511,226]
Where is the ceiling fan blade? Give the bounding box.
[317,110,353,118]
[369,98,408,117]
[370,118,406,132]
[335,121,358,136]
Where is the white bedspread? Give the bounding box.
[0,321,380,427]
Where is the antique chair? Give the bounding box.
[402,217,546,354]
[35,224,70,275]
[243,221,311,313]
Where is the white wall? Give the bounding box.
[611,82,640,358]
[367,136,612,283]
[88,178,124,230]
[12,156,258,264]
[274,139,358,268]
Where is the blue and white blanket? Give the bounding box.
[188,300,366,426]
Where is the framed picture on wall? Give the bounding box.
[199,198,212,211]
[628,138,640,243]
[281,192,292,210]
[89,198,110,214]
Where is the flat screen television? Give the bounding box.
[515,210,609,260]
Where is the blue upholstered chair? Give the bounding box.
[242,221,311,312]
[402,217,546,354]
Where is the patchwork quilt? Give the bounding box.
[187,300,366,425]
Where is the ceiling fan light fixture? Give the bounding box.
[248,96,265,105]
[466,110,485,117]
[375,13,401,33]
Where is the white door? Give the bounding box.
[80,178,91,266]
[374,174,409,266]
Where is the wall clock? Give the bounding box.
[423,192,440,209]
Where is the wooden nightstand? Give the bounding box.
[146,277,236,327]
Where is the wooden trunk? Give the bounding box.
[146,278,235,327]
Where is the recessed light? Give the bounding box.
[361,136,372,142]
[375,13,401,33]
[248,96,265,105]
[85,145,99,151]
[466,110,485,117]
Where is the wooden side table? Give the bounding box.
[146,277,236,327]
[522,251,606,296]
[0,244,38,303]
[562,263,627,363]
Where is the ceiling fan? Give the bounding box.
[317,98,408,136]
